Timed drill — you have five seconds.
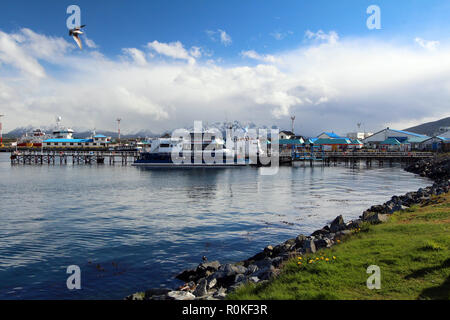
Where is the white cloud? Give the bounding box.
[83,35,97,49]
[305,30,339,45]
[241,50,279,64]
[270,31,293,41]
[147,40,196,64]
[414,37,440,51]
[206,29,232,46]
[1,28,450,137]
[189,46,202,58]
[218,29,232,46]
[122,48,147,66]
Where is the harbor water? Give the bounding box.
[0,153,431,299]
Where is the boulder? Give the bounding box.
[246,264,259,275]
[330,215,346,233]
[193,278,208,297]
[303,239,316,253]
[176,268,198,282]
[168,291,196,300]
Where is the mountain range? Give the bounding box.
[404,117,450,136]
[4,121,280,139]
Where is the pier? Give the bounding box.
[10,150,139,165]
[291,151,434,166]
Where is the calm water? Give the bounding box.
[0,153,431,299]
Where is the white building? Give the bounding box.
[363,128,429,149]
[347,132,374,140]
[279,130,295,140]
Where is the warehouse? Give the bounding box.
[363,128,429,149]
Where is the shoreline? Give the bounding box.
[126,155,449,300]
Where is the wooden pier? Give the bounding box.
[10,150,139,166]
[291,151,434,166]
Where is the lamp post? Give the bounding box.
[116,118,122,146]
[0,114,4,147]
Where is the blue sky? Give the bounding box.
[1,1,450,135]
[2,0,449,60]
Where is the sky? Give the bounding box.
[1,0,450,136]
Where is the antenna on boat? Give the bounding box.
[56,116,62,129]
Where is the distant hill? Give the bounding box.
[6,126,159,139]
[404,117,450,136]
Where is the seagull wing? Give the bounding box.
[72,34,83,50]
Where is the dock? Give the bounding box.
[291,151,434,166]
[10,150,139,165]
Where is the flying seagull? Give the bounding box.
[69,25,86,50]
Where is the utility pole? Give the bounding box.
[116,118,122,145]
[0,114,4,147]
[290,116,296,134]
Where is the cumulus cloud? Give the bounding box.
[241,50,279,64]
[206,29,232,46]
[1,28,450,136]
[147,40,196,64]
[305,29,339,45]
[414,37,440,51]
[122,48,147,66]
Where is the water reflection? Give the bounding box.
[0,154,432,299]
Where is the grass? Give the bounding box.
[228,193,450,300]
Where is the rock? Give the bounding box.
[271,256,284,268]
[303,239,316,253]
[246,264,259,275]
[197,261,220,273]
[249,276,259,283]
[234,265,247,274]
[145,288,171,297]
[330,215,346,233]
[208,278,217,289]
[253,258,273,270]
[314,238,332,249]
[311,228,330,237]
[176,268,197,282]
[346,219,363,229]
[168,291,196,300]
[213,287,227,299]
[193,278,208,297]
[364,213,390,224]
[126,292,146,300]
[234,273,246,283]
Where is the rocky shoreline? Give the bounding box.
[126,155,450,301]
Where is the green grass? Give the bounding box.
[229,193,450,300]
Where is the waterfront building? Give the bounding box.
[316,132,343,139]
[380,138,411,151]
[313,138,362,151]
[420,136,450,151]
[43,134,111,148]
[279,130,295,140]
[346,132,374,140]
[363,128,429,149]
